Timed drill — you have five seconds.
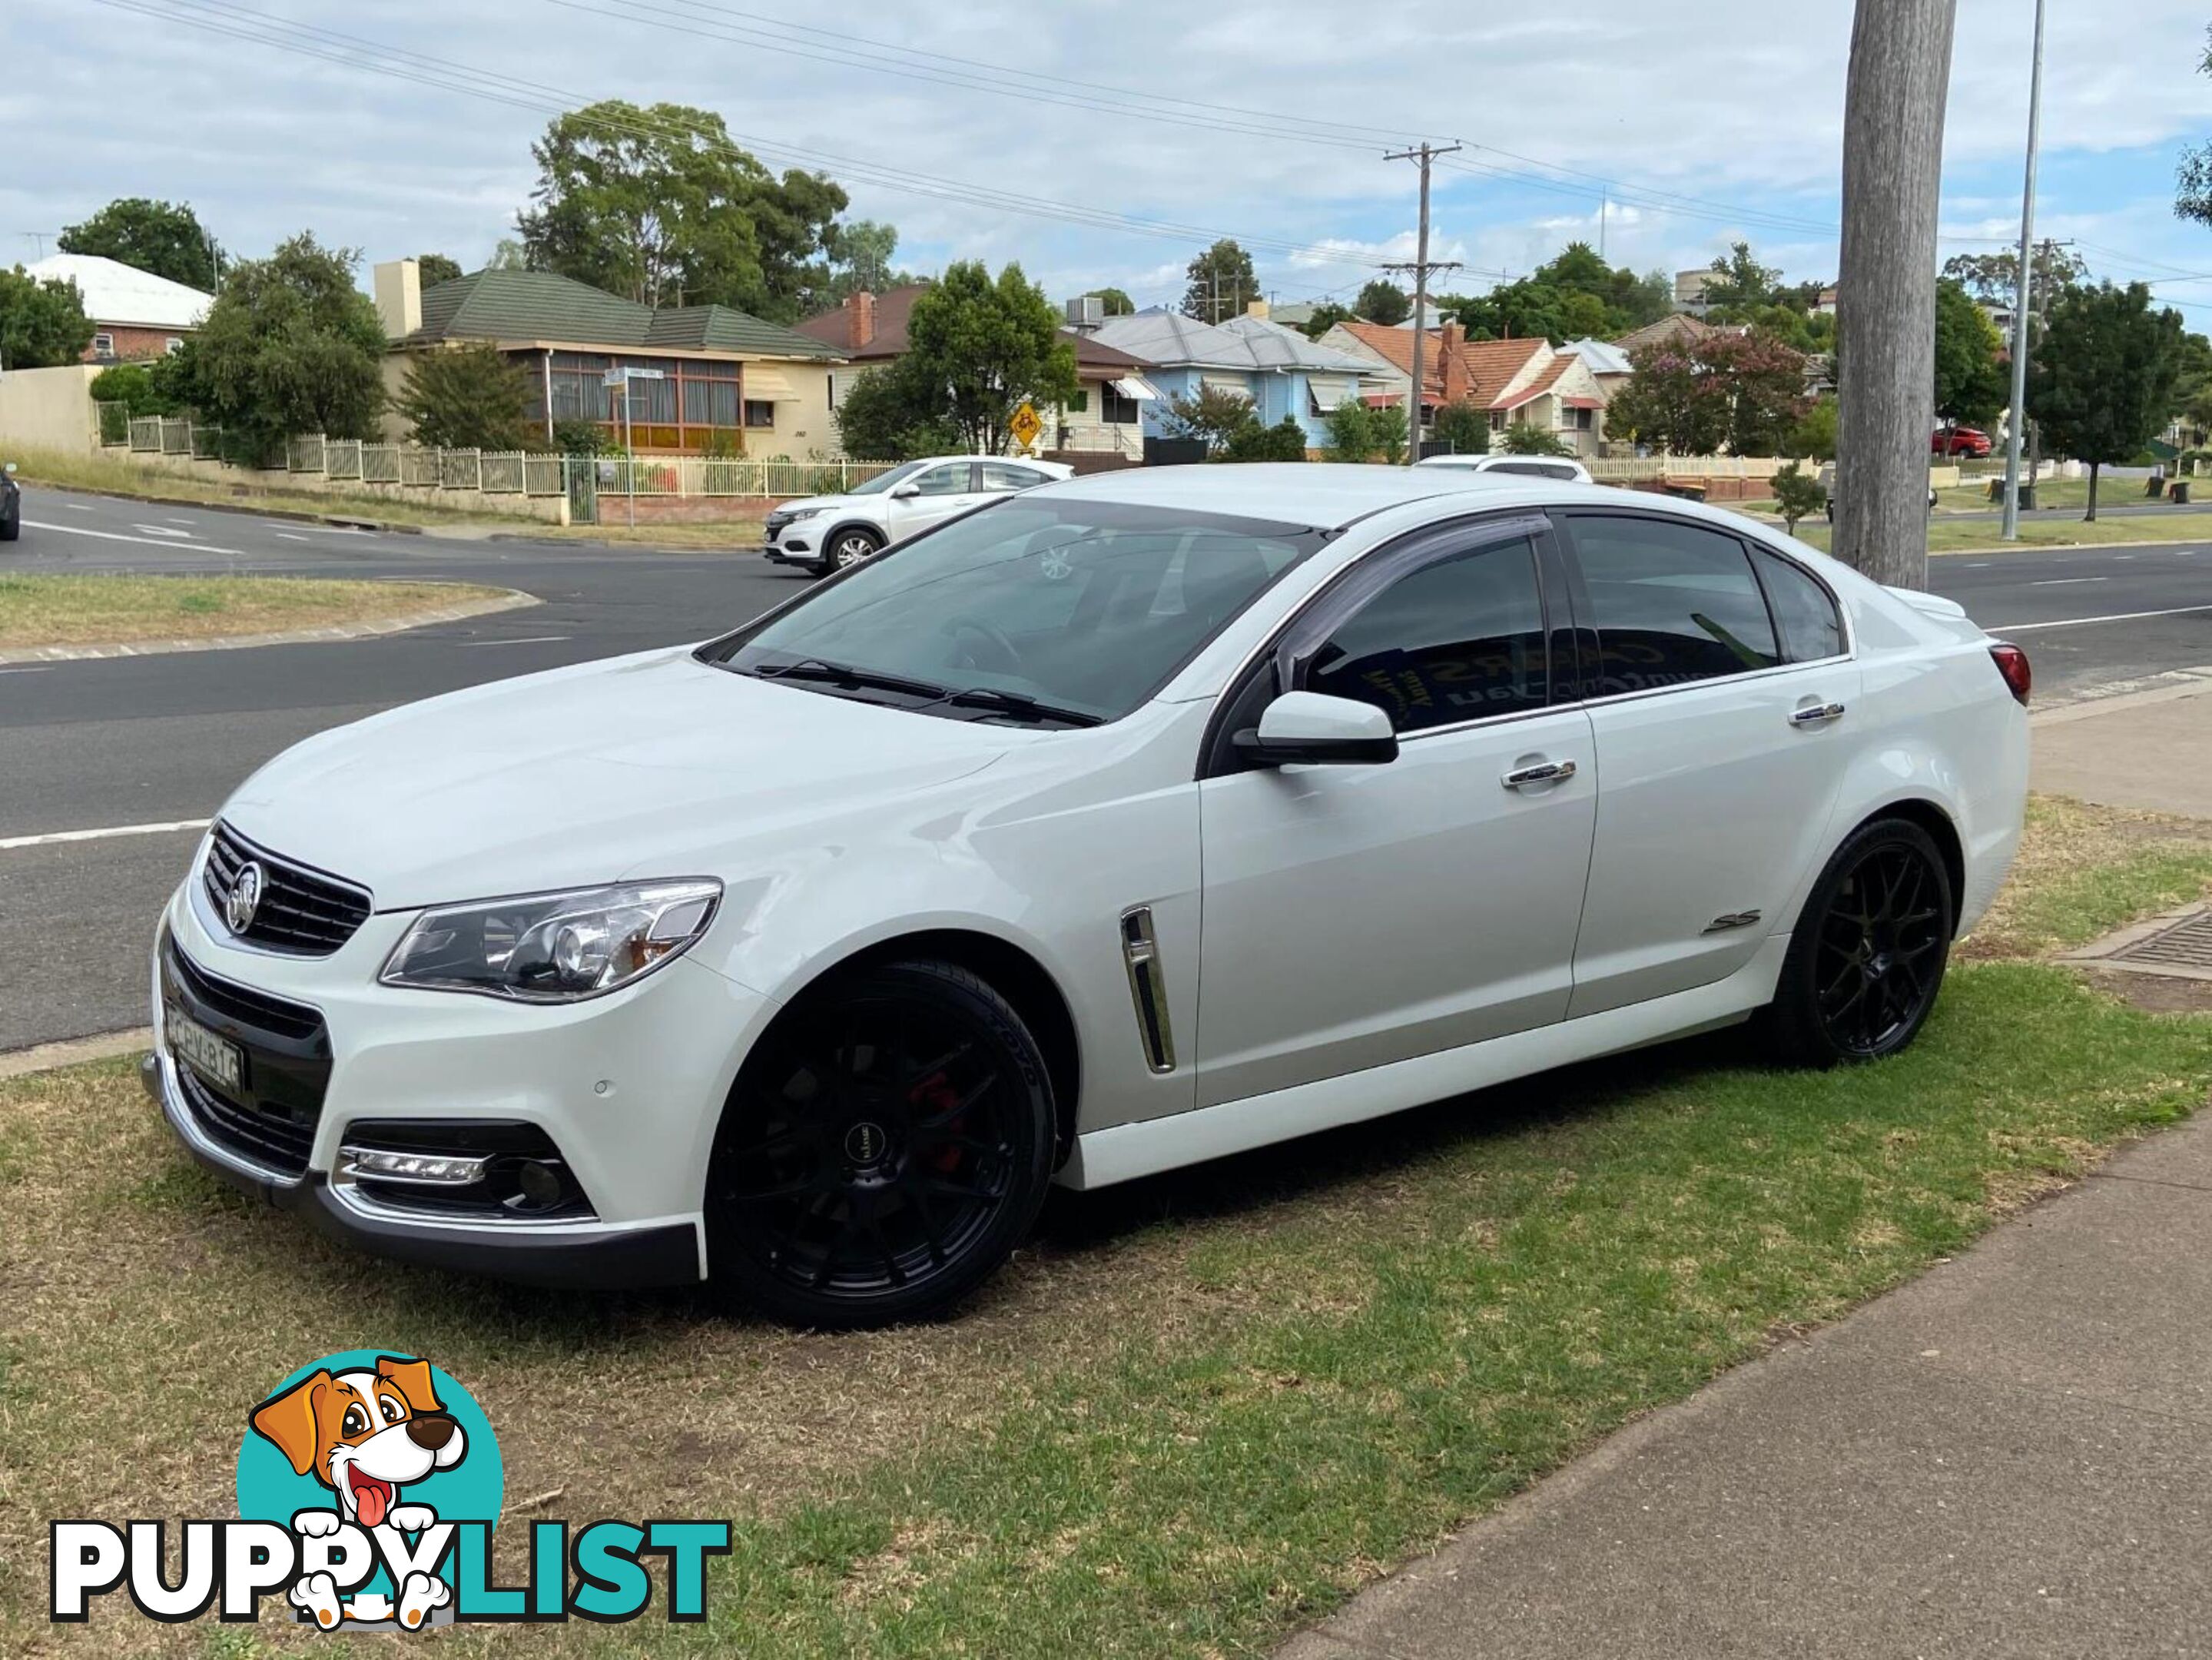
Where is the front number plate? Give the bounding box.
[167,1006,244,1094]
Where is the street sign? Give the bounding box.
[1008,401,1044,450]
[602,367,665,387]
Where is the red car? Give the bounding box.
[1932,427,1992,458]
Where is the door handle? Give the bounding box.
[1501,759,1577,790]
[1789,701,1847,727]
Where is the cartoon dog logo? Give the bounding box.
[249,1356,466,1629]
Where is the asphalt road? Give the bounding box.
[3,485,2207,1051]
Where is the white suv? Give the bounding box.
[1414,453,1594,483]
[764,456,1073,576]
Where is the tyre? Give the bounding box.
[0,517,17,543]
[705,958,1056,1327]
[1759,817,1953,1067]
[827,525,882,572]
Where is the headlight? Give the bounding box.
[780,505,827,522]
[379,879,722,1002]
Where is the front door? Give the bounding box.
[1556,511,1860,1017]
[885,461,986,542]
[1196,518,1597,1107]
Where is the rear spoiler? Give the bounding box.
[1883,584,1971,623]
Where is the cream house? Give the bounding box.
[1321,320,1613,456]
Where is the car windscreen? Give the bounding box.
[703,500,1325,725]
[844,460,931,496]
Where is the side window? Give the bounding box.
[912,463,973,496]
[1749,545,1844,662]
[980,463,1043,492]
[1305,537,1548,734]
[1570,516,1779,694]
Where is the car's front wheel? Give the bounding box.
[825,526,882,573]
[705,959,1056,1326]
[1760,817,1953,1067]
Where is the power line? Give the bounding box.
[88,0,1406,274]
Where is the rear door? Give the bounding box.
[1554,510,1860,1018]
[885,462,986,542]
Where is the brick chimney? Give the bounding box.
[1245,298,1271,321]
[372,258,422,341]
[1438,320,1467,406]
[846,290,875,349]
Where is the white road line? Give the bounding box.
[0,818,210,852]
[275,532,310,542]
[2029,576,2108,586]
[466,634,572,646]
[22,520,252,556]
[0,665,54,675]
[1995,604,2212,634]
[166,516,193,524]
[64,502,95,513]
[131,523,194,540]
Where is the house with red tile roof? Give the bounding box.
[795,285,1158,461]
[1319,320,1612,456]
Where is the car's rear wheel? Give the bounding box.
[1760,818,1953,1067]
[827,526,881,573]
[705,959,1055,1327]
[0,516,18,543]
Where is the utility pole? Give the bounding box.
[1834,0,1958,589]
[1385,141,1464,464]
[1999,0,2046,541]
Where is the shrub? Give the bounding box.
[1323,400,1377,462]
[1429,399,1490,457]
[1220,415,1308,463]
[1500,420,1573,456]
[549,418,613,457]
[393,344,536,450]
[90,362,174,417]
[1771,461,1827,534]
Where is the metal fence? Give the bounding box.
[87,401,900,514]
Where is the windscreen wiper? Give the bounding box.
[741,657,949,700]
[916,686,1103,728]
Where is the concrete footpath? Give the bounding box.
[1284,685,2212,1660]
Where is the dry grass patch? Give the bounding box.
[0,575,510,648]
[1962,794,2212,961]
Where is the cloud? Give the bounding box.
[8,0,2208,313]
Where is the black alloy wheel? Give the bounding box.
[706,960,1055,1326]
[1763,818,1953,1066]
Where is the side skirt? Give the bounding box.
[1058,936,1787,1190]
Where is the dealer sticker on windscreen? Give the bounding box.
[168,1007,244,1092]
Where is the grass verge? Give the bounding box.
[10,445,546,530]
[2,799,2207,1657]
[508,519,771,550]
[0,573,510,648]
[1780,514,2208,556]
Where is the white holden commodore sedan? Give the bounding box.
[761,454,1073,576]
[148,466,2030,1326]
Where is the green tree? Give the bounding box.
[1607,343,1728,455]
[1790,395,1839,461]
[1932,277,2008,427]
[2169,330,2212,442]
[1355,279,1410,325]
[831,363,956,460]
[2178,27,2212,230]
[487,237,529,271]
[902,261,1079,454]
[1298,301,1354,340]
[1089,287,1136,317]
[1939,247,2085,309]
[517,99,847,320]
[1368,400,1409,464]
[0,266,95,367]
[169,233,386,463]
[2028,281,2187,520]
[1322,399,1377,461]
[1770,462,1827,534]
[415,254,464,288]
[58,198,222,290]
[1429,398,1489,456]
[1162,383,1262,454]
[1499,420,1572,456]
[1703,328,1811,455]
[1701,241,1782,314]
[821,220,914,305]
[88,360,185,416]
[394,344,537,450]
[1182,239,1258,324]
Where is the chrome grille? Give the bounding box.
[202,822,373,957]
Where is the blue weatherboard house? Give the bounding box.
[1084,308,1378,451]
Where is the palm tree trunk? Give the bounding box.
[1832,0,1958,589]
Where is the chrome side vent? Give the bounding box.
[1119,906,1176,1074]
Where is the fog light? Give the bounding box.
[339,1145,489,1186]
[513,1159,566,1210]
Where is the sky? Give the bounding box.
[5,0,2212,322]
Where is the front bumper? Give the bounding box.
[150,865,784,1290]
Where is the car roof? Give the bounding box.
[1036,462,1530,530]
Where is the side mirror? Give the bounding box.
[2,463,15,476]
[1233,692,1398,768]
[890,483,921,500]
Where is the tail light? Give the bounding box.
[1988,641,2031,707]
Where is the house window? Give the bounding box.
[91,333,114,359]
[164,338,184,355]
[1066,390,1089,413]
[745,400,776,428]
[1101,384,1140,425]
[1489,410,1507,432]
[1560,406,1594,430]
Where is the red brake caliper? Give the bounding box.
[910,1074,966,1172]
